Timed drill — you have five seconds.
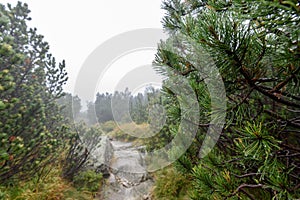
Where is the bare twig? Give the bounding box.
[232,172,261,178]
[229,183,264,197]
[278,153,300,158]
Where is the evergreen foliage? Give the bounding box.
[90,87,161,125]
[73,169,103,193]
[57,93,82,122]
[0,2,69,183]
[154,0,300,199]
[153,167,191,200]
[95,92,114,123]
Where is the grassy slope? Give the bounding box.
[0,164,94,200]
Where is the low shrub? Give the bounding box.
[73,170,103,193]
[101,121,116,133]
[152,167,191,200]
[108,122,151,144]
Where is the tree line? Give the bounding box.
[58,87,161,126]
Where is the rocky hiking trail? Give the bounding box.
[93,137,153,200]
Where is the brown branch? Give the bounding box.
[270,67,300,93]
[282,130,300,134]
[234,54,300,108]
[182,118,210,128]
[290,116,300,122]
[258,85,300,101]
[252,83,300,108]
[240,188,257,200]
[231,87,254,110]
[259,85,300,101]
[255,78,279,83]
[281,143,300,152]
[223,158,242,164]
[254,39,266,69]
[229,184,264,198]
[264,109,300,128]
[181,68,196,76]
[286,108,300,113]
[293,183,300,191]
[278,153,300,158]
[227,95,238,104]
[233,172,261,178]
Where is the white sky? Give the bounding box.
[1,0,165,99]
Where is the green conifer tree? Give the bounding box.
[154,0,300,199]
[0,2,69,182]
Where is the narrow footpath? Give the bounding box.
[100,140,153,200]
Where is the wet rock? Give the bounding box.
[101,140,154,200]
[86,136,113,178]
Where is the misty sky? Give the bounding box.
[2,0,165,98]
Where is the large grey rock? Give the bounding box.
[111,148,148,184]
[87,136,114,177]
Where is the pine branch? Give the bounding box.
[278,153,300,158]
[264,109,300,129]
[281,143,300,152]
[228,183,264,199]
[232,172,261,178]
[258,85,300,101]
[270,67,300,93]
[230,87,254,111]
[240,67,300,108]
[227,45,300,108]
[254,78,279,83]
